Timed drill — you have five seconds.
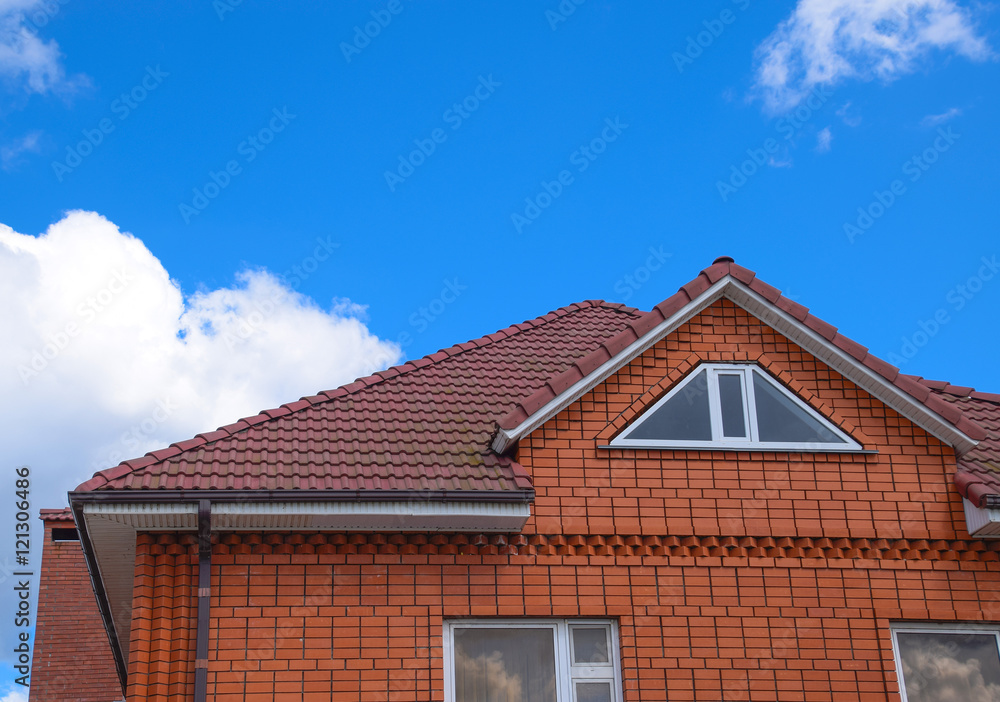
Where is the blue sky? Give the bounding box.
[0,1,998,694]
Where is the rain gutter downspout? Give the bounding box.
[194,499,211,702]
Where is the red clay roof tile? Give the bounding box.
[76,259,998,507]
[79,300,643,493]
[803,314,837,342]
[39,507,74,521]
[919,380,1000,506]
[654,289,691,318]
[775,296,809,321]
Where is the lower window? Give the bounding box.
[891,623,1000,701]
[444,619,620,702]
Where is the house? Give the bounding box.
[58,256,1000,701]
[29,509,122,702]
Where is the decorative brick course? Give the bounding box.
[127,531,1000,702]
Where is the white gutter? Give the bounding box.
[963,498,1000,538]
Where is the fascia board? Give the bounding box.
[494,276,978,454]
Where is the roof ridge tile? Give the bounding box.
[775,296,810,322]
[681,273,712,299]
[495,257,991,454]
[803,314,837,341]
[702,261,731,284]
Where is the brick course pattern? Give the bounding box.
[520,301,969,541]
[130,532,1000,702]
[122,300,1000,701]
[31,514,123,702]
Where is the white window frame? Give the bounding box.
[610,363,862,451]
[443,619,621,702]
[890,622,1000,702]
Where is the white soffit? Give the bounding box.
[963,497,1000,538]
[81,510,143,671]
[213,500,531,532]
[82,500,530,532]
[493,276,977,454]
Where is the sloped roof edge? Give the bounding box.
[492,258,986,455]
[76,299,639,493]
[39,507,74,521]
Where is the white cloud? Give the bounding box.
[0,0,83,96]
[900,637,1000,702]
[0,685,28,702]
[1,129,40,169]
[836,100,863,126]
[752,0,992,112]
[816,126,833,152]
[921,106,962,125]
[0,211,402,510]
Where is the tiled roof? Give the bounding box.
[497,257,988,443]
[75,257,999,505]
[76,301,642,493]
[917,378,1000,506]
[40,507,75,521]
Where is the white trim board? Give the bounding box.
[492,276,978,456]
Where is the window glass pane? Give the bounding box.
[628,369,711,441]
[752,373,846,444]
[896,631,1000,702]
[453,628,557,702]
[718,373,747,438]
[572,627,609,664]
[575,682,612,702]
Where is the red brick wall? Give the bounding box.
[31,517,123,702]
[521,300,965,541]
[126,535,196,700]
[127,532,1000,702]
[122,300,1000,701]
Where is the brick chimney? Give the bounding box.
[29,508,122,702]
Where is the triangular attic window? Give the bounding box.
[611,363,861,451]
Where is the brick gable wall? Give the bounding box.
[520,299,964,541]
[122,299,1000,701]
